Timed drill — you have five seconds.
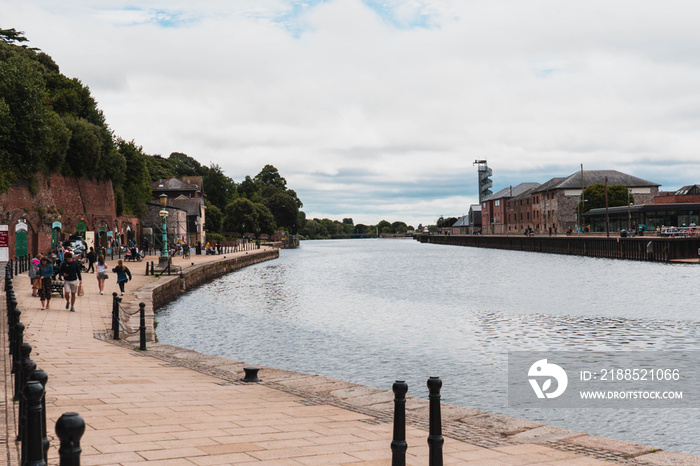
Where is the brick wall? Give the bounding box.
[0,174,119,258]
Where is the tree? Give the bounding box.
[0,28,31,46]
[203,164,236,211]
[0,55,70,186]
[223,198,257,236]
[253,203,276,238]
[205,202,222,233]
[391,221,408,233]
[263,191,300,233]
[61,115,103,177]
[579,184,632,213]
[238,175,260,202]
[376,220,391,233]
[116,139,151,217]
[168,152,203,177]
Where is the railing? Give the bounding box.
[111,293,147,350]
[5,262,85,465]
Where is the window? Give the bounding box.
[495,200,500,206]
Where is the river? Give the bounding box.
[156,238,700,454]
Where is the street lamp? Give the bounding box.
[159,194,169,258]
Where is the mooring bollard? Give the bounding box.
[427,376,444,466]
[145,261,149,275]
[242,366,260,382]
[19,356,37,448]
[12,322,24,375]
[16,342,32,401]
[112,293,121,340]
[23,380,46,466]
[391,380,408,466]
[30,369,50,463]
[151,261,155,276]
[139,303,146,351]
[56,412,85,466]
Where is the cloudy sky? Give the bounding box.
[4,1,700,226]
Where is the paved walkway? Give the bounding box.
[0,250,695,465]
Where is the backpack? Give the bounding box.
[28,263,37,279]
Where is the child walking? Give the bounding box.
[112,259,132,296]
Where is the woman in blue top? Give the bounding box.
[112,259,132,296]
[38,256,54,310]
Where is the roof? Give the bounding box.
[483,182,540,201]
[151,178,199,192]
[555,170,660,190]
[469,204,481,212]
[510,186,540,201]
[533,177,566,193]
[674,185,700,195]
[585,202,700,215]
[452,215,469,227]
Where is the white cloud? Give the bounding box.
[4,0,700,226]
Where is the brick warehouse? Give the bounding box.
[0,173,140,258]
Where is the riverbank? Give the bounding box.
[418,233,700,262]
[3,250,699,464]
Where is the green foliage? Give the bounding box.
[169,152,203,177]
[253,203,276,238]
[144,155,174,182]
[116,139,151,217]
[222,198,277,239]
[262,191,300,233]
[0,54,70,184]
[206,232,225,242]
[61,115,103,177]
[0,28,31,46]
[579,183,633,213]
[205,202,222,233]
[204,164,236,210]
[223,198,257,235]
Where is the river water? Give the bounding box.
[156,239,700,454]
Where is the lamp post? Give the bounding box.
[159,194,169,258]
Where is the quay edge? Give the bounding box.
[417,234,700,262]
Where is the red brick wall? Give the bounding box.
[0,174,120,258]
[653,194,700,204]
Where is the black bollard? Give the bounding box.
[145,261,149,275]
[16,342,31,401]
[12,322,24,374]
[391,380,408,466]
[242,366,260,382]
[23,380,46,466]
[112,293,120,340]
[56,412,85,466]
[139,303,146,351]
[30,369,50,463]
[19,357,36,447]
[427,377,444,466]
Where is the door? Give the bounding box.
[15,230,27,257]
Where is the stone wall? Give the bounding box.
[0,173,119,257]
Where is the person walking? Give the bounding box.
[29,256,41,297]
[112,259,132,296]
[59,252,82,312]
[86,247,96,273]
[38,256,54,310]
[96,255,107,294]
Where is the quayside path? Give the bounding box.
[3,248,699,465]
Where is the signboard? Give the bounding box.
[0,225,8,262]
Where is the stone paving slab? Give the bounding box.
[2,252,699,464]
